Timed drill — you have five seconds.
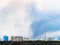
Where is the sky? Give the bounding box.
[0,0,60,40]
[33,0,60,40]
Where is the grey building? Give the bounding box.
[11,36,23,41]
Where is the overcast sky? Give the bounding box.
[0,0,60,40]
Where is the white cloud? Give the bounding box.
[34,0,60,12]
[0,0,34,10]
[0,0,11,10]
[0,0,34,40]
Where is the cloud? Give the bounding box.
[31,14,60,39]
[1,0,60,40]
[34,0,60,12]
[30,0,60,39]
[0,0,11,10]
[0,0,34,40]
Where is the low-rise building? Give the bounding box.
[11,36,23,41]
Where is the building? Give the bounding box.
[11,36,23,41]
[46,37,55,41]
[23,37,30,41]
